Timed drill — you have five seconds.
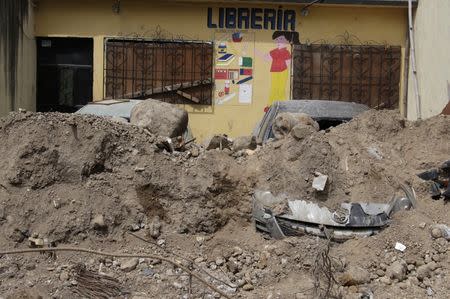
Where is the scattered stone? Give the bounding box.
[190,146,200,157]
[419,222,426,229]
[386,260,407,281]
[242,284,254,291]
[92,214,106,230]
[130,224,141,231]
[233,136,257,152]
[227,260,239,274]
[290,124,316,141]
[431,227,443,239]
[426,287,434,296]
[120,258,139,272]
[337,266,371,286]
[272,112,319,140]
[380,276,391,285]
[130,99,188,138]
[59,271,69,281]
[149,216,162,239]
[215,257,225,266]
[205,135,232,150]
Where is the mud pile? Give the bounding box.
[0,110,448,299]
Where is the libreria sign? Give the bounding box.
[207,7,296,31]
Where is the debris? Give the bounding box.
[120,258,139,272]
[367,146,383,160]
[149,216,162,239]
[417,160,450,201]
[386,260,407,281]
[290,124,316,141]
[92,214,107,230]
[130,99,189,138]
[395,242,407,252]
[242,284,254,291]
[205,135,232,150]
[430,224,450,240]
[272,112,319,140]
[312,172,328,191]
[337,265,371,286]
[253,186,416,241]
[232,136,257,152]
[28,237,44,248]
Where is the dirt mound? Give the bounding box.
[0,110,448,299]
[248,109,450,209]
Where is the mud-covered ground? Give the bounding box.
[0,110,448,299]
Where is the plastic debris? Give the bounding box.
[395,242,407,252]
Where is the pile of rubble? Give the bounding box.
[0,102,449,298]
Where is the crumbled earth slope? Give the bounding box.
[0,110,448,299]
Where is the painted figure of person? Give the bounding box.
[258,31,300,107]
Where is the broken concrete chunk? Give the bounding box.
[28,237,44,248]
[149,216,162,239]
[120,258,139,272]
[205,135,232,150]
[386,260,407,281]
[130,99,188,138]
[272,112,319,140]
[430,224,450,240]
[290,124,316,141]
[312,172,328,191]
[337,266,371,286]
[92,214,106,230]
[232,136,257,152]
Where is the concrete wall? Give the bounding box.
[407,0,450,120]
[34,0,407,141]
[0,0,36,117]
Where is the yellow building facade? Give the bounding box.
[32,0,409,141]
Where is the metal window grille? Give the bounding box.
[292,44,402,108]
[104,39,214,105]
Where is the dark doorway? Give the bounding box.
[36,37,93,112]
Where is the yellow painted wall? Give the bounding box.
[0,1,36,117]
[35,0,407,141]
[407,0,450,120]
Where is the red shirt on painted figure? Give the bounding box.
[270,48,291,72]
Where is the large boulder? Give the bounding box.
[272,112,319,140]
[130,100,188,137]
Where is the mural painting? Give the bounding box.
[214,31,255,105]
[256,31,299,108]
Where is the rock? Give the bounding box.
[120,258,139,272]
[419,222,426,229]
[337,266,371,286]
[149,216,162,239]
[215,257,225,266]
[226,260,239,274]
[376,269,385,277]
[205,135,232,150]
[272,112,319,140]
[190,146,200,157]
[290,124,317,141]
[386,260,407,281]
[92,214,106,230]
[379,276,391,285]
[59,271,69,281]
[232,136,257,152]
[130,99,188,138]
[416,264,432,280]
[242,284,254,291]
[431,227,443,239]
